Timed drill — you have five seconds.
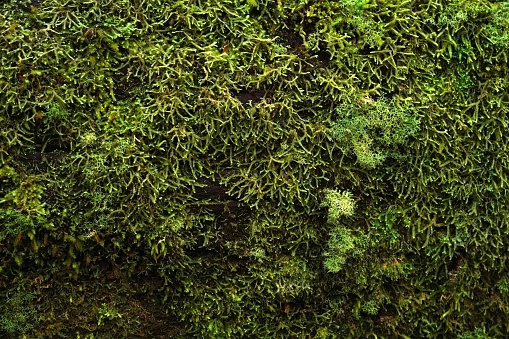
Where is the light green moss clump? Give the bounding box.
[332,96,419,168]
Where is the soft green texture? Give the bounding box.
[1,0,509,337]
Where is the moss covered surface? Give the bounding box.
[1,0,509,337]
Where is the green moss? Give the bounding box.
[1,0,509,337]
[332,95,419,168]
[0,290,38,336]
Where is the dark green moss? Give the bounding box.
[1,0,509,337]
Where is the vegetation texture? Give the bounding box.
[1,0,509,337]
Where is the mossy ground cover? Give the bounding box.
[0,269,180,338]
[1,0,509,337]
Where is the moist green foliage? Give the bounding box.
[332,96,419,168]
[0,289,39,336]
[1,0,509,337]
